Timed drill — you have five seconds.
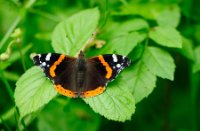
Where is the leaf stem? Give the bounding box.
[189,67,198,131]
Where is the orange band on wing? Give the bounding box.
[98,55,112,79]
[54,84,77,98]
[81,86,105,98]
[50,55,65,77]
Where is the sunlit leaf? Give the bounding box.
[122,61,157,103]
[51,8,100,56]
[111,19,149,37]
[156,5,180,27]
[84,77,135,122]
[100,32,146,56]
[14,66,57,118]
[142,46,175,80]
[87,19,148,56]
[149,26,182,48]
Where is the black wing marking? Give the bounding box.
[99,54,131,81]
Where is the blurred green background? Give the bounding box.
[0,0,200,131]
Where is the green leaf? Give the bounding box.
[84,76,135,122]
[193,46,200,73]
[51,8,100,56]
[112,19,149,37]
[142,46,175,80]
[122,61,157,103]
[100,32,146,56]
[112,3,163,20]
[129,43,145,62]
[86,19,148,56]
[14,66,57,118]
[156,5,180,27]
[149,26,182,48]
[177,37,194,60]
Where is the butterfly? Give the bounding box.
[33,51,131,98]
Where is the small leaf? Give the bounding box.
[51,8,100,56]
[142,46,175,80]
[84,76,135,122]
[156,5,180,27]
[112,19,149,37]
[193,46,200,73]
[87,19,148,56]
[122,61,157,103]
[177,37,194,60]
[149,26,182,48]
[100,32,146,56]
[14,66,57,118]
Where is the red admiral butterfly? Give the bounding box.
[33,51,131,98]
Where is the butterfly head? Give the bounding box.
[78,51,85,58]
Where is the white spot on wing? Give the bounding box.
[112,54,118,62]
[116,64,121,68]
[42,62,46,66]
[45,53,51,61]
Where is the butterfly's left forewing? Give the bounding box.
[33,53,78,98]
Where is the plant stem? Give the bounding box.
[0,69,14,101]
[0,117,12,131]
[189,68,198,131]
[0,16,21,50]
[28,8,60,22]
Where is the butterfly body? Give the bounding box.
[33,51,131,98]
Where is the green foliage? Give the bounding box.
[193,46,200,73]
[149,26,182,48]
[142,46,175,80]
[84,75,135,122]
[126,61,157,103]
[0,0,200,130]
[156,5,180,27]
[51,8,100,56]
[14,66,57,119]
